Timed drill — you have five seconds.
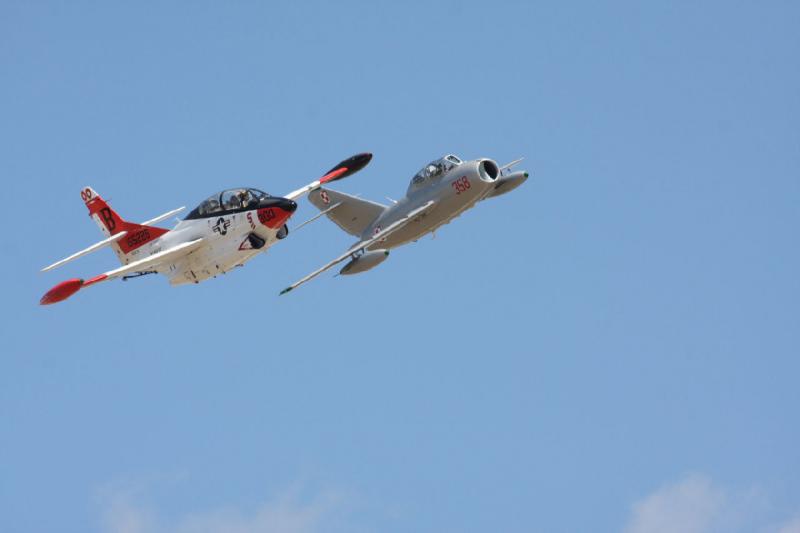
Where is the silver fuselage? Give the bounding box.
[363,159,499,251]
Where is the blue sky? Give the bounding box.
[1,1,799,532]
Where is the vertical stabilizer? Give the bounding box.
[80,186,169,264]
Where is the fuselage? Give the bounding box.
[126,190,296,286]
[364,158,500,251]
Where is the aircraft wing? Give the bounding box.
[92,238,204,282]
[280,201,434,294]
[40,238,204,304]
[283,153,372,202]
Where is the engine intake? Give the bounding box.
[479,159,499,181]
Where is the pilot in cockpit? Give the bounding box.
[409,156,462,190]
[225,194,241,210]
[425,164,439,178]
[238,189,252,208]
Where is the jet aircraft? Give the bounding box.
[281,154,528,294]
[40,153,373,304]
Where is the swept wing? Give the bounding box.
[40,239,204,304]
[280,201,434,294]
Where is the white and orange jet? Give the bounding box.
[39,153,372,305]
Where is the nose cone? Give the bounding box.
[257,197,297,228]
[258,196,296,211]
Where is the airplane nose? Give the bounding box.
[257,197,297,228]
[259,197,297,212]
[279,198,298,212]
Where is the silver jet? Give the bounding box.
[280,154,528,294]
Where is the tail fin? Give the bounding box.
[82,187,124,237]
[308,188,387,237]
[80,186,169,261]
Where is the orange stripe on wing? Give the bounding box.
[319,167,348,184]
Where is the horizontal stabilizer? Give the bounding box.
[41,231,129,272]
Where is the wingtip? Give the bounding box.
[321,152,373,183]
[40,278,84,305]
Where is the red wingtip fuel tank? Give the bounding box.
[320,152,373,183]
[40,278,83,305]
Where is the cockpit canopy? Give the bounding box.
[186,188,271,219]
[409,154,463,192]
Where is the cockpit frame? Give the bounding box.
[185,188,271,219]
[408,154,463,191]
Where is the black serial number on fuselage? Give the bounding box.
[127,229,150,248]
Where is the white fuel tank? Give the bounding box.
[339,249,389,275]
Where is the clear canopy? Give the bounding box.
[410,154,462,187]
[192,188,270,216]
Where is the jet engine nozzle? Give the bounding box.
[478,159,500,182]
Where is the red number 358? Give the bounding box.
[451,176,471,194]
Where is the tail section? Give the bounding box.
[82,187,124,237]
[81,186,169,262]
[308,188,387,237]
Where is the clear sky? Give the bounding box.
[1,2,799,532]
